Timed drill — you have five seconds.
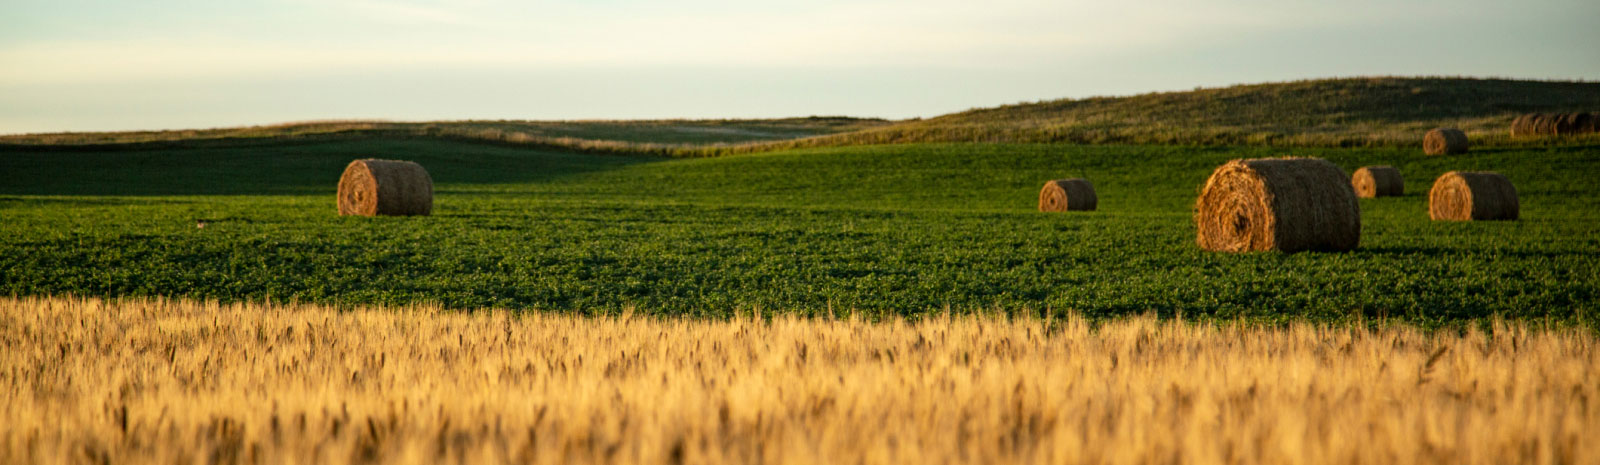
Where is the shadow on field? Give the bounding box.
[0,138,659,196]
[0,196,198,208]
[1361,245,1600,260]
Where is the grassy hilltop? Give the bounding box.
[776,77,1600,149]
[5,77,1597,155]
[0,117,890,153]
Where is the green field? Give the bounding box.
[3,137,1597,325]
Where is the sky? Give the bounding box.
[2,0,1597,134]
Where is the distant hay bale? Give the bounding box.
[337,159,433,216]
[1513,113,1557,136]
[1537,114,1562,135]
[1351,166,1403,198]
[1510,114,1535,137]
[1195,157,1360,252]
[1511,113,1599,137]
[1560,113,1596,134]
[1423,128,1468,155]
[1428,171,1518,221]
[1038,179,1097,212]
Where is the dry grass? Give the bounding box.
[2,296,1597,465]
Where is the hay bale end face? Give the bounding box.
[1194,157,1360,252]
[1423,128,1468,155]
[1038,179,1097,212]
[1351,166,1403,198]
[1429,171,1518,221]
[337,159,434,216]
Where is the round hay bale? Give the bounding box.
[1038,178,1097,212]
[1536,113,1560,135]
[337,159,433,216]
[1557,113,1596,135]
[1428,171,1518,221]
[1555,114,1580,134]
[1510,114,1537,137]
[1513,113,1555,137]
[1194,157,1360,253]
[1351,165,1403,198]
[1580,113,1600,133]
[1423,128,1468,155]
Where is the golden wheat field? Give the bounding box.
[2,297,1597,465]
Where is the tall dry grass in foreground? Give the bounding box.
[2,297,1596,465]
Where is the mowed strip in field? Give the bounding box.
[3,296,1596,464]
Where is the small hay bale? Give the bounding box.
[337,159,433,216]
[1351,165,1403,198]
[1194,157,1360,252]
[1423,128,1468,155]
[1038,179,1097,212]
[1428,171,1518,221]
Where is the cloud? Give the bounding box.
[0,0,1576,86]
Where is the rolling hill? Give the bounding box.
[2,77,1596,155]
[769,76,1600,150]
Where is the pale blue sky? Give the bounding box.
[2,0,1596,133]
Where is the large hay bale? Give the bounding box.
[1038,179,1097,212]
[1195,157,1360,252]
[1423,128,1468,155]
[1428,171,1518,221]
[337,159,433,216]
[1351,165,1403,198]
